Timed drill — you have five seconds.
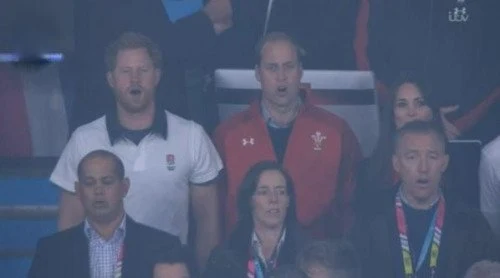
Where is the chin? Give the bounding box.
[123,104,149,114]
[91,212,115,223]
[263,219,286,229]
[414,190,439,203]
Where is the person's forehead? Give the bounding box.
[398,132,444,151]
[258,170,286,184]
[261,40,298,61]
[81,156,116,175]
[115,47,152,63]
[396,83,423,99]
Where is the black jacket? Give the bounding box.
[350,187,500,278]
[28,216,181,278]
[203,224,308,278]
[208,0,359,70]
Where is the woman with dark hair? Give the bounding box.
[203,161,306,278]
[356,73,458,212]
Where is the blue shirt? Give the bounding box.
[260,100,301,129]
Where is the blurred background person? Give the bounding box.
[464,260,500,278]
[368,0,500,144]
[269,264,307,278]
[154,246,192,278]
[296,240,361,278]
[479,133,500,238]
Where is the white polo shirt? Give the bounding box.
[51,110,223,243]
[479,135,500,237]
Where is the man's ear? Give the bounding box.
[392,154,400,173]
[441,154,450,173]
[75,181,82,200]
[154,69,161,87]
[121,178,130,198]
[107,71,114,89]
[255,65,261,82]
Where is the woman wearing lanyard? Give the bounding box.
[350,120,499,278]
[203,161,306,278]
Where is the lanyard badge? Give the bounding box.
[114,243,125,278]
[395,192,445,277]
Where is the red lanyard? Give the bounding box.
[395,192,445,278]
[114,243,125,278]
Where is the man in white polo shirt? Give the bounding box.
[50,32,222,269]
[480,134,500,238]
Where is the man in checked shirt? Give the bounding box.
[29,150,181,278]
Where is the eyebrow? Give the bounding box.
[263,61,295,66]
[403,149,442,154]
[257,184,286,189]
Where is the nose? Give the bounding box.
[277,67,287,82]
[269,191,279,203]
[93,184,105,195]
[407,104,417,117]
[418,157,429,173]
[131,69,141,83]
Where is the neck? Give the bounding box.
[263,98,300,127]
[117,103,155,130]
[400,186,440,210]
[89,210,125,240]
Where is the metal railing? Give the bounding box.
[0,205,58,259]
[0,156,59,259]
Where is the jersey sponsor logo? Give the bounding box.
[166,154,176,171]
[242,137,255,146]
[311,131,326,151]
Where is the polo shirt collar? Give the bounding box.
[105,104,167,145]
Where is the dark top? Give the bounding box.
[403,202,438,277]
[369,0,500,110]
[208,0,359,70]
[28,216,181,278]
[203,224,308,278]
[267,125,293,164]
[350,187,500,278]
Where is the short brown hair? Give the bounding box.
[254,32,305,66]
[77,150,125,181]
[393,120,448,155]
[105,32,163,71]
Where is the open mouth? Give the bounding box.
[267,208,281,214]
[130,88,142,95]
[416,178,430,185]
[277,86,287,92]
